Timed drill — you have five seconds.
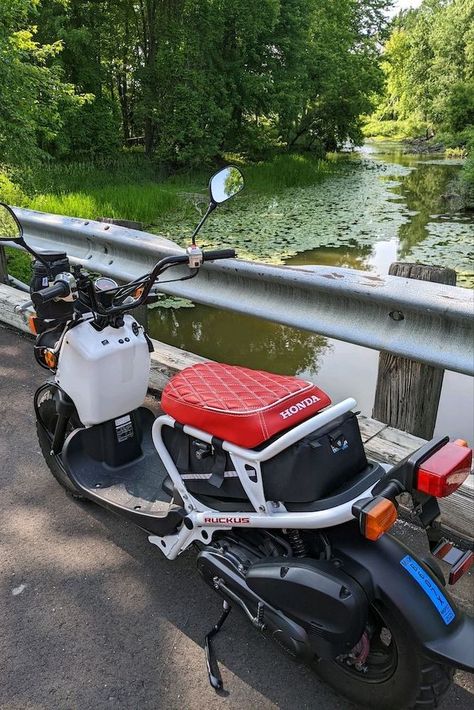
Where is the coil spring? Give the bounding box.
[288,529,307,558]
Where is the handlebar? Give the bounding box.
[203,249,236,261]
[33,248,237,317]
[34,280,70,305]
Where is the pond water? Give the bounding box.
[148,143,474,441]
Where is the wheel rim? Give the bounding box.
[335,607,398,683]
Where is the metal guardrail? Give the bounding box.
[10,207,474,376]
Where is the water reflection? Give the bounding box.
[149,305,330,376]
[285,241,372,269]
[393,163,461,256]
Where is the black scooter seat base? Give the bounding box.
[63,407,184,536]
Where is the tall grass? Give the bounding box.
[21,152,332,224]
[22,153,165,194]
[242,154,331,191]
[4,248,32,284]
[30,184,185,224]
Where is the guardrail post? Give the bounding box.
[372,262,457,439]
[0,245,9,285]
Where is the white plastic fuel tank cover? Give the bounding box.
[55,315,151,426]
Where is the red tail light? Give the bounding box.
[415,441,472,498]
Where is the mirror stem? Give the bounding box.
[19,238,52,276]
[191,202,216,246]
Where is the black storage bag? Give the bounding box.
[162,411,367,504]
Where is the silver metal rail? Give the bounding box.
[10,207,474,376]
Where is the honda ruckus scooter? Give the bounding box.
[1,166,473,710]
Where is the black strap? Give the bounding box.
[208,437,227,488]
[174,422,191,471]
[208,451,226,488]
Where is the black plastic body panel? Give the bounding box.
[246,558,368,658]
[198,546,368,661]
[197,548,313,660]
[325,522,474,672]
[62,407,184,536]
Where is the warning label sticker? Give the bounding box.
[115,415,134,443]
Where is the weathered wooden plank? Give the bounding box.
[364,424,427,466]
[149,343,208,393]
[0,283,30,333]
[439,485,474,540]
[357,415,388,444]
[373,262,457,439]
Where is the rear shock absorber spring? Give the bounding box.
[288,529,307,558]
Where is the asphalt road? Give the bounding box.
[1,323,473,710]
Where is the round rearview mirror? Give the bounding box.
[209,166,244,205]
[0,203,23,243]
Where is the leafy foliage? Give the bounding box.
[367,0,474,140]
[0,0,87,164]
[1,0,391,167]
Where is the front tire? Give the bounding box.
[35,385,86,500]
[313,602,454,709]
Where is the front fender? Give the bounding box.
[327,524,474,672]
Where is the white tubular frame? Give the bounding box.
[150,398,378,559]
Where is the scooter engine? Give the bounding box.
[197,533,369,662]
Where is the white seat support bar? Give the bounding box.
[179,398,357,462]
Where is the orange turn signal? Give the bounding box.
[133,287,144,299]
[44,349,57,369]
[353,496,398,541]
[27,314,38,335]
[363,498,398,540]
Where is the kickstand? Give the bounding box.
[204,600,231,691]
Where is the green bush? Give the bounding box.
[5,248,32,285]
[362,116,429,140]
[443,82,474,135]
[0,169,29,206]
[445,147,467,159]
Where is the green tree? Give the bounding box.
[369,0,474,138]
[276,0,389,151]
[2,0,395,167]
[0,0,85,164]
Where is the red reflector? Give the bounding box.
[416,442,472,498]
[449,550,474,586]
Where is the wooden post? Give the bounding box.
[0,245,9,285]
[372,262,457,439]
[98,218,148,328]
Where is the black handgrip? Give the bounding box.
[203,249,236,261]
[34,280,70,304]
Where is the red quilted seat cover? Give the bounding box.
[161,362,331,448]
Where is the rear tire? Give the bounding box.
[313,602,454,709]
[35,385,86,500]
